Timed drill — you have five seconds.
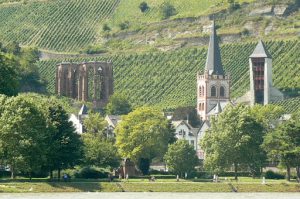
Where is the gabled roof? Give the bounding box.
[78,104,88,115]
[105,115,121,128]
[207,101,231,116]
[250,40,272,58]
[205,21,224,75]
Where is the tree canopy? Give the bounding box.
[115,106,175,174]
[263,111,300,181]
[105,93,132,115]
[164,140,199,176]
[201,104,266,179]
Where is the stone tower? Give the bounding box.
[55,61,113,108]
[197,21,230,120]
[249,40,273,105]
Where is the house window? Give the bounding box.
[179,130,186,137]
[211,86,217,97]
[220,86,225,97]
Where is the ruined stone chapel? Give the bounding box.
[55,61,113,107]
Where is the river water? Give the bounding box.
[0,193,300,199]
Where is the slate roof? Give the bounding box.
[205,21,225,75]
[250,40,272,58]
[78,104,88,115]
[105,115,121,128]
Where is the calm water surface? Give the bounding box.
[1,193,300,199]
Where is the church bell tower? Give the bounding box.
[197,21,230,120]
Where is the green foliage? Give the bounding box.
[82,134,120,168]
[262,111,300,181]
[83,112,108,137]
[105,93,132,115]
[102,23,111,32]
[37,40,300,112]
[0,95,48,178]
[139,2,149,13]
[0,54,19,96]
[265,170,285,179]
[81,45,107,55]
[201,104,266,179]
[2,93,83,179]
[119,21,130,30]
[74,166,109,179]
[164,140,199,176]
[172,106,202,127]
[115,106,175,174]
[161,2,177,19]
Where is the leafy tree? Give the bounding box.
[105,93,132,115]
[83,112,108,138]
[0,54,19,96]
[172,106,202,127]
[0,96,48,179]
[45,103,83,180]
[161,2,177,19]
[139,2,149,12]
[201,104,265,179]
[83,134,120,168]
[21,94,83,179]
[115,107,175,174]
[263,111,300,181]
[164,140,199,177]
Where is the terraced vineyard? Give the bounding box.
[0,0,120,52]
[272,97,300,114]
[37,40,300,110]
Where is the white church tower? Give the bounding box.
[197,21,230,120]
[249,40,283,105]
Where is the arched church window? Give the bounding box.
[211,86,217,97]
[202,86,205,96]
[220,86,225,97]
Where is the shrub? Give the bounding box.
[161,2,177,19]
[139,2,149,12]
[119,21,130,30]
[82,45,107,54]
[265,170,285,179]
[74,167,109,179]
[102,23,111,32]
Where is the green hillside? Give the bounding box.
[37,40,300,110]
[0,0,119,52]
[0,0,298,53]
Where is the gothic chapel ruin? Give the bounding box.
[55,61,113,107]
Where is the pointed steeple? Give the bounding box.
[78,104,88,115]
[250,40,272,58]
[205,21,224,75]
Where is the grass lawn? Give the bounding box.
[0,177,299,193]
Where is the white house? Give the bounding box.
[172,120,199,150]
[69,104,88,134]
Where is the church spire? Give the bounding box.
[205,21,224,75]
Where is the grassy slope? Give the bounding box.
[1,179,300,192]
[37,40,300,111]
[109,0,255,28]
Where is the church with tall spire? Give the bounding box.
[197,21,230,120]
